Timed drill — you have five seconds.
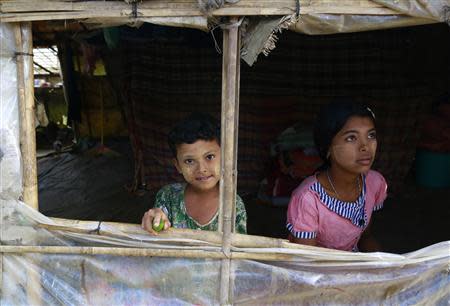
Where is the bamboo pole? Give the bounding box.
[44,217,291,249]
[14,22,38,210]
[0,245,307,262]
[14,22,40,306]
[0,255,1,302]
[0,209,2,302]
[0,243,431,263]
[219,16,241,305]
[0,0,400,23]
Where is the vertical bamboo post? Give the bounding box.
[14,22,41,306]
[219,17,241,305]
[0,209,2,304]
[14,22,38,210]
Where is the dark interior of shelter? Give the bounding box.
[34,21,450,254]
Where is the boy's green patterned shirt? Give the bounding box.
[154,183,247,234]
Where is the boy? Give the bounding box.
[141,113,247,234]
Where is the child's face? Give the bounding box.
[173,139,221,192]
[329,116,377,174]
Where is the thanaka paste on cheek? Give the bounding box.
[332,145,358,162]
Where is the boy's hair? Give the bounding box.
[314,100,376,168]
[168,112,220,157]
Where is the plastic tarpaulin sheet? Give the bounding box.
[373,0,450,21]
[241,0,450,64]
[0,23,22,199]
[1,199,449,305]
[290,14,437,35]
[71,0,450,34]
[290,0,450,35]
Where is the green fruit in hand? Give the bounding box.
[152,220,164,232]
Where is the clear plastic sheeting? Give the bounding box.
[2,254,222,305]
[79,0,449,35]
[290,0,450,35]
[1,200,449,305]
[373,0,450,21]
[0,23,22,199]
[290,14,437,35]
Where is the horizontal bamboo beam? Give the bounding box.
[43,218,412,263]
[2,243,446,264]
[45,217,290,249]
[0,245,301,261]
[1,244,402,262]
[46,218,416,263]
[0,0,400,23]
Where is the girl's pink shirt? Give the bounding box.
[287,170,387,251]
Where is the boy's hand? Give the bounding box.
[141,208,171,235]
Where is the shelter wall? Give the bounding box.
[102,23,449,197]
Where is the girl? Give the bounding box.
[286,102,387,252]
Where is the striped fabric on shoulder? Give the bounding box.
[286,222,317,239]
[310,177,368,228]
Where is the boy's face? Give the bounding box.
[173,139,221,192]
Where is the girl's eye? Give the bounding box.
[184,159,194,165]
[368,131,377,139]
[345,135,357,142]
[206,154,215,161]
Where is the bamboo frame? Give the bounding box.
[0,206,2,304]
[13,21,41,306]
[14,22,38,210]
[46,217,291,249]
[219,16,241,305]
[0,245,301,261]
[0,0,400,23]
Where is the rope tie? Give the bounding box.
[132,1,138,18]
[219,17,244,30]
[124,0,141,18]
[14,52,34,59]
[88,221,102,235]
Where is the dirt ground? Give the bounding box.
[38,138,450,254]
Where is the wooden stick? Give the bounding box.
[14,22,38,210]
[219,16,241,305]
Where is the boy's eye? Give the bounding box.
[184,159,194,165]
[206,154,215,161]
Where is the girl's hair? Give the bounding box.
[168,112,220,157]
[313,100,376,169]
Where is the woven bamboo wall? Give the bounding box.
[103,23,450,196]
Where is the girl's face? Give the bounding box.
[173,139,221,192]
[329,116,377,174]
